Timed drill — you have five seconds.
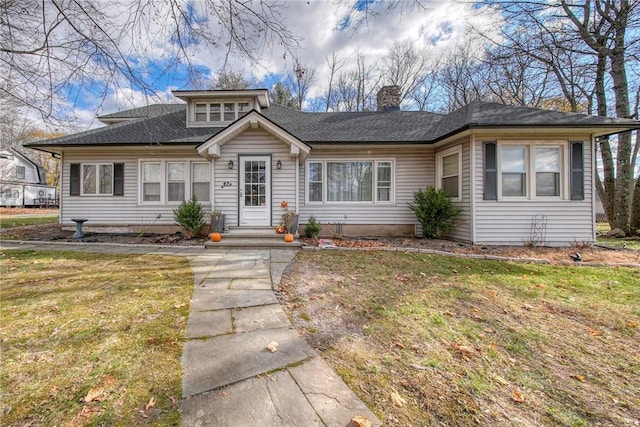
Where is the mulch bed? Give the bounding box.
[2,224,639,265]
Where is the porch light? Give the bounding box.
[276,159,282,169]
[228,160,234,169]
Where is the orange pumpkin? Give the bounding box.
[211,232,222,242]
[284,233,294,243]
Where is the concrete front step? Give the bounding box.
[205,228,302,248]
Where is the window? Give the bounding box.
[142,162,161,202]
[192,163,210,202]
[377,161,392,202]
[209,103,221,121]
[308,162,323,202]
[238,102,250,117]
[437,148,461,199]
[501,146,527,197]
[535,147,561,197]
[193,101,251,123]
[195,103,207,121]
[307,160,393,204]
[15,166,25,179]
[140,160,210,204]
[167,162,185,202]
[223,103,235,121]
[484,141,572,200]
[82,164,113,195]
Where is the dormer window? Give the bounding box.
[193,101,252,124]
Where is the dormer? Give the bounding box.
[172,89,270,128]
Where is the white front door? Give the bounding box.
[239,156,271,226]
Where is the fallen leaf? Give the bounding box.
[391,391,406,407]
[536,284,546,289]
[512,390,525,403]
[488,290,497,297]
[443,310,455,317]
[84,387,104,403]
[627,321,638,328]
[266,341,279,353]
[350,415,373,427]
[570,374,586,382]
[145,396,156,410]
[409,363,429,370]
[174,303,186,309]
[521,304,534,311]
[219,391,228,397]
[587,327,603,336]
[483,328,495,334]
[394,341,406,349]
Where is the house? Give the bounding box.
[0,148,57,207]
[26,87,640,245]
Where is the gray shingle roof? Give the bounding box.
[429,101,640,141]
[97,103,185,120]
[28,101,640,149]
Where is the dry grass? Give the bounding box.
[0,249,193,426]
[280,250,640,426]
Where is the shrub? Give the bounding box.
[409,187,462,239]
[173,196,205,238]
[304,216,321,238]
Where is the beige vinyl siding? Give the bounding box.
[215,129,295,227]
[298,147,435,233]
[61,147,210,226]
[473,137,594,246]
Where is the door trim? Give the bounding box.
[238,155,272,226]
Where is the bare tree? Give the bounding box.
[323,51,344,112]
[0,0,298,121]
[212,69,255,90]
[286,59,316,111]
[382,41,429,104]
[484,0,640,234]
[436,43,493,113]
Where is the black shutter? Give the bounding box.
[113,163,124,196]
[70,163,80,196]
[570,141,584,200]
[483,142,497,200]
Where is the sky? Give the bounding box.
[62,0,503,130]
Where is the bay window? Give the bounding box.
[307,160,393,204]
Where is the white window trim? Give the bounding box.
[305,159,395,205]
[80,163,114,196]
[435,145,463,202]
[496,141,568,201]
[138,159,211,205]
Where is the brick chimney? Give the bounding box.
[376,85,401,112]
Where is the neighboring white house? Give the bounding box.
[26,87,640,246]
[0,148,57,207]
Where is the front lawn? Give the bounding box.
[281,251,640,426]
[0,215,58,229]
[0,250,192,426]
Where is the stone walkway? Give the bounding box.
[1,241,380,426]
